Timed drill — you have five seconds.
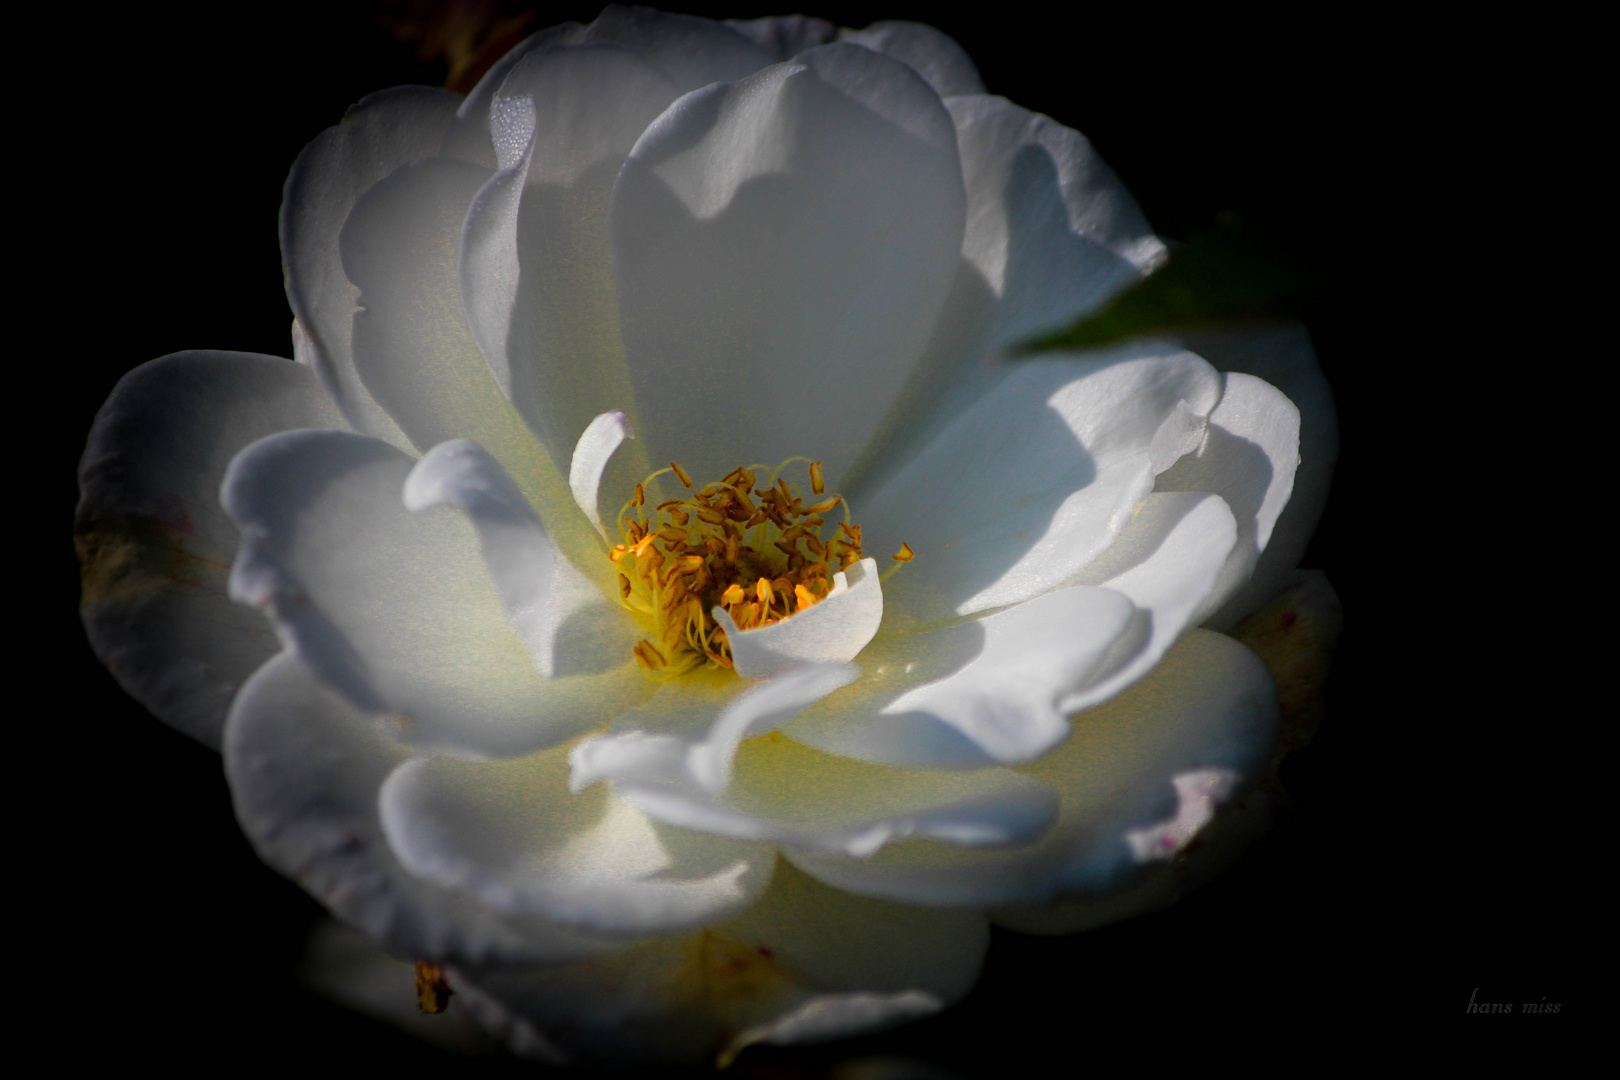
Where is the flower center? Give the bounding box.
[609,458,906,678]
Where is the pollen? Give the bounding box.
[608,457,901,677]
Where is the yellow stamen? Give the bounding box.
[610,455,869,678]
[892,541,915,563]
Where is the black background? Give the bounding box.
[46,2,1575,1071]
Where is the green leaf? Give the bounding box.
[1013,215,1314,354]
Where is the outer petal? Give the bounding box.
[713,558,883,679]
[280,87,458,447]
[610,43,965,492]
[782,493,1236,769]
[378,747,776,939]
[77,351,347,747]
[837,20,987,98]
[1156,373,1300,625]
[840,95,1165,499]
[404,439,639,677]
[1174,325,1339,627]
[459,44,677,494]
[222,429,647,758]
[723,14,838,59]
[340,155,604,575]
[225,652,616,964]
[441,8,772,167]
[784,629,1278,907]
[861,346,1221,626]
[451,861,986,1066]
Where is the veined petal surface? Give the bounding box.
[785,630,1277,907]
[223,430,647,758]
[610,42,965,492]
[77,351,347,747]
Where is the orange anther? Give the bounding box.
[809,461,824,495]
[670,462,693,488]
[892,542,915,563]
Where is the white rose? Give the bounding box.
[77,7,1337,1067]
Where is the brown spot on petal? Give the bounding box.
[1229,568,1343,761]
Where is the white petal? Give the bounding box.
[579,5,772,93]
[610,43,964,491]
[949,94,1166,275]
[281,87,458,447]
[223,430,648,758]
[378,748,775,938]
[722,14,838,59]
[225,652,616,964]
[566,410,634,538]
[340,155,603,572]
[784,629,1277,907]
[78,351,347,747]
[712,558,883,679]
[1061,491,1239,711]
[862,346,1222,625]
[795,585,1135,767]
[838,20,986,98]
[404,439,637,677]
[571,664,859,796]
[440,23,588,167]
[784,494,1237,770]
[451,861,986,1066]
[837,98,1163,502]
[459,44,676,493]
[1174,325,1338,627]
[1156,373,1300,625]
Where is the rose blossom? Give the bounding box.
[77,6,1336,1066]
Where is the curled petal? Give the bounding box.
[862,346,1221,625]
[712,558,883,679]
[1156,372,1300,625]
[566,410,634,539]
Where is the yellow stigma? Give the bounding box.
[607,458,896,678]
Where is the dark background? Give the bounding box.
[47,1,1574,1070]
